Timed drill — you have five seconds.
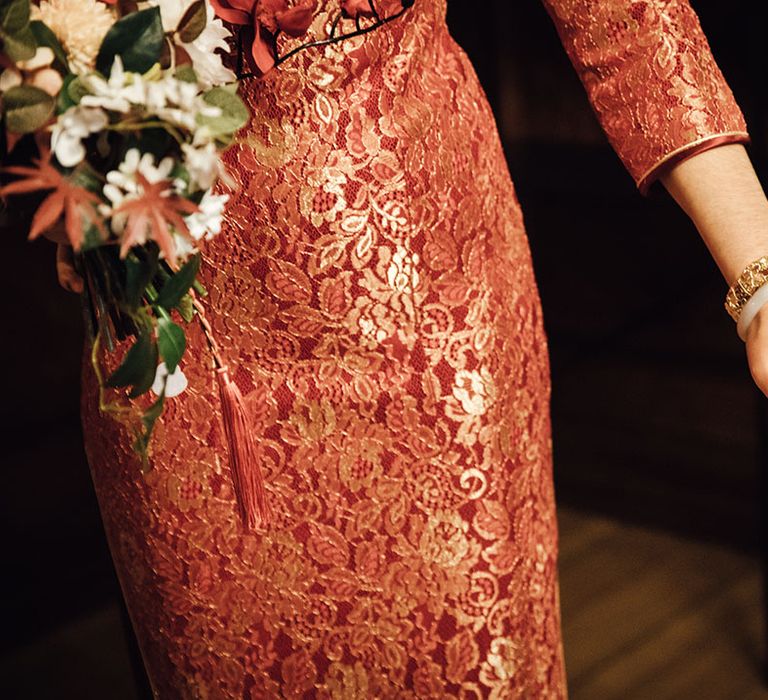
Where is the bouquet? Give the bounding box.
[0,0,413,528]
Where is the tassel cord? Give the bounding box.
[190,290,272,530]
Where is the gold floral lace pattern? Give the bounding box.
[80,2,568,696]
[541,0,749,193]
[79,0,748,697]
[79,1,568,695]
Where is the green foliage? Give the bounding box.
[29,20,68,71]
[81,223,105,251]
[0,0,36,61]
[56,74,77,113]
[197,87,249,138]
[174,64,198,83]
[176,292,195,322]
[177,0,206,43]
[69,161,103,192]
[3,84,54,133]
[127,338,159,399]
[105,324,158,399]
[95,6,163,76]
[125,247,159,309]
[0,0,31,37]
[132,390,165,469]
[157,312,186,373]
[156,254,201,310]
[128,126,177,164]
[56,75,89,114]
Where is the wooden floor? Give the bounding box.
[2,506,767,699]
[558,508,768,700]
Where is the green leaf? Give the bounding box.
[192,278,208,296]
[0,0,35,61]
[197,87,249,138]
[0,24,36,61]
[177,0,206,43]
[3,85,54,133]
[174,64,198,83]
[132,391,165,465]
[157,314,186,373]
[69,161,103,193]
[95,6,163,76]
[29,20,68,71]
[176,292,194,322]
[155,254,200,310]
[0,0,30,33]
[81,223,105,251]
[66,76,89,105]
[0,16,34,61]
[125,247,159,309]
[105,328,155,390]
[56,74,76,113]
[127,338,159,398]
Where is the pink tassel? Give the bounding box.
[215,364,272,529]
[190,292,271,529]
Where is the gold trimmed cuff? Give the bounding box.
[637,131,751,196]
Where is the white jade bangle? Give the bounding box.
[736,281,768,341]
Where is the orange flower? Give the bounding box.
[210,0,317,75]
[0,145,105,250]
[112,172,200,267]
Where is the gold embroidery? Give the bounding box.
[79,1,746,697]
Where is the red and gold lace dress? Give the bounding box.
[79,0,749,697]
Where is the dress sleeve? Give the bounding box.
[539,0,751,195]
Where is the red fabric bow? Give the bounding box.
[210,0,317,75]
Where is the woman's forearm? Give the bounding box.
[659,143,768,287]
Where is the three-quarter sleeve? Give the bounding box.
[540,0,751,195]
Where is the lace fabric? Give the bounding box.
[540,0,749,194]
[78,1,747,697]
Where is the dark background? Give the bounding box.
[454,0,768,549]
[1,0,766,695]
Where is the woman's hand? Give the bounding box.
[745,303,768,398]
[660,144,768,399]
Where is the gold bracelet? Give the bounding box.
[724,254,768,321]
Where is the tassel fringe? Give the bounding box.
[215,365,272,530]
[191,292,271,530]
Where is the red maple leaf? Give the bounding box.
[0,145,106,250]
[112,172,200,269]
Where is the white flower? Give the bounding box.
[182,141,224,191]
[32,0,114,73]
[148,0,236,88]
[147,74,221,131]
[0,69,21,92]
[151,361,188,397]
[81,57,220,133]
[172,189,228,261]
[185,190,228,240]
[50,105,109,167]
[80,57,145,113]
[172,232,199,261]
[102,148,184,231]
[103,148,178,203]
[18,47,57,72]
[0,48,63,96]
